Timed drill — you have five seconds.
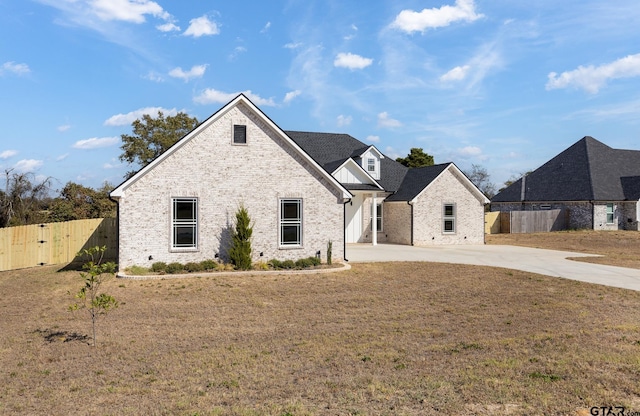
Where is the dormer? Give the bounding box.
[354,145,384,180]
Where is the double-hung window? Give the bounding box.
[367,158,376,173]
[606,203,614,224]
[443,203,456,234]
[172,198,198,249]
[371,203,383,231]
[280,199,302,247]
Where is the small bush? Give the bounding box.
[295,258,314,268]
[184,262,204,272]
[268,259,282,269]
[281,260,295,269]
[200,259,217,271]
[253,261,269,270]
[309,256,321,266]
[126,265,149,275]
[166,262,184,274]
[151,262,167,273]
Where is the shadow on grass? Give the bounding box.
[33,328,90,344]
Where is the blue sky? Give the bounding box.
[2,0,640,191]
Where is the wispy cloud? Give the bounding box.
[337,115,352,127]
[72,137,120,149]
[283,90,302,103]
[193,89,276,106]
[1,61,30,76]
[104,107,178,126]
[157,22,180,32]
[184,15,220,37]
[546,53,640,94]
[284,42,303,50]
[440,65,471,82]
[36,0,172,25]
[377,112,402,128]
[391,0,484,33]
[334,52,373,70]
[57,124,71,132]
[168,64,207,82]
[0,150,18,159]
[366,135,381,143]
[261,21,271,33]
[14,159,43,172]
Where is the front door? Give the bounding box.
[345,193,363,243]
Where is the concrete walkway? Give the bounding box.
[346,244,640,292]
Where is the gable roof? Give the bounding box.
[492,136,640,203]
[386,163,490,203]
[110,94,351,199]
[285,131,408,192]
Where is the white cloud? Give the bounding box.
[73,137,120,149]
[229,46,247,61]
[14,159,43,172]
[440,65,471,82]
[57,124,71,132]
[56,153,69,161]
[144,71,164,82]
[284,90,302,103]
[90,0,169,23]
[0,150,18,159]
[337,115,352,127]
[103,159,122,169]
[284,42,303,50]
[391,0,483,33]
[457,146,482,156]
[366,135,381,143]
[546,53,640,94]
[384,146,401,160]
[334,52,373,70]
[193,89,276,106]
[184,15,220,37]
[1,61,30,76]
[377,112,402,128]
[261,21,271,33]
[157,22,180,32]
[168,64,208,82]
[104,107,178,126]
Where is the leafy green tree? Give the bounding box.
[228,205,253,270]
[48,182,116,222]
[396,148,435,168]
[69,246,118,347]
[119,111,199,178]
[0,169,52,227]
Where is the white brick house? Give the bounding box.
[110,94,489,269]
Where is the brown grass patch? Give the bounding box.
[486,230,640,269]
[1,262,639,415]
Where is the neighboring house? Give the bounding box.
[110,94,489,269]
[491,136,640,231]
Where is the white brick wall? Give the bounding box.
[117,103,344,269]
[412,167,485,245]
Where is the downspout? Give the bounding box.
[407,201,414,246]
[343,198,351,262]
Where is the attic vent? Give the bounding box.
[233,124,247,144]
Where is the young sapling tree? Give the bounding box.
[69,245,118,347]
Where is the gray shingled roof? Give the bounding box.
[385,164,450,201]
[285,131,409,193]
[492,136,640,203]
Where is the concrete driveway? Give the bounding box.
[346,243,640,292]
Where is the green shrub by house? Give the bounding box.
[228,205,253,270]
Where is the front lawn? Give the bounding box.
[0,262,639,415]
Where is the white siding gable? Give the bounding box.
[358,147,384,180]
[333,159,379,185]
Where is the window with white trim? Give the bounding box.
[443,203,456,234]
[606,203,614,224]
[280,199,302,247]
[172,198,198,249]
[367,158,376,173]
[233,124,247,144]
[371,203,383,231]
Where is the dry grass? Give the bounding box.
[1,259,639,415]
[486,230,640,269]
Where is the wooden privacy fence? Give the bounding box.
[0,218,117,272]
[508,209,567,234]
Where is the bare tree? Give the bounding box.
[0,169,52,227]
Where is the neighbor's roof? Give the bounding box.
[492,136,640,203]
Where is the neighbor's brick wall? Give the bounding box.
[384,202,411,245]
[621,202,639,230]
[117,103,344,269]
[412,168,485,245]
